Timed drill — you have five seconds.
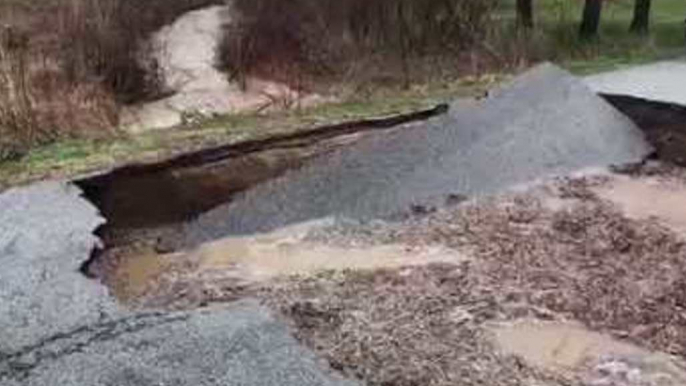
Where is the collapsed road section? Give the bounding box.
[5,62,686,385]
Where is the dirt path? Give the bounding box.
[122,5,323,132]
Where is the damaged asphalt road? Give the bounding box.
[0,62,673,385]
[0,182,357,386]
[1,300,357,386]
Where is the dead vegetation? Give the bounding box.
[219,0,501,92]
[262,265,570,386]
[402,177,686,359]
[0,0,221,159]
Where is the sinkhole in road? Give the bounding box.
[74,105,448,299]
[73,95,686,303]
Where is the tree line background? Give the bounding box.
[0,0,684,160]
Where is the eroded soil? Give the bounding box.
[88,162,686,386]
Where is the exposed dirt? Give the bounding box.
[603,95,686,166]
[121,5,328,132]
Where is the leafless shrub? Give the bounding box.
[219,0,499,91]
[1,27,44,160]
[0,25,119,160]
[0,0,221,157]
[56,0,222,104]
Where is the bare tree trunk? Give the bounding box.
[579,0,603,40]
[629,0,651,34]
[516,0,534,29]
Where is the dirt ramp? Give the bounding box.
[184,63,652,241]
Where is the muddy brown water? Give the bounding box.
[594,175,686,236]
[492,321,686,385]
[111,221,465,300]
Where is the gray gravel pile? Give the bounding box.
[183,63,652,241]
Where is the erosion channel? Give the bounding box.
[78,85,686,305]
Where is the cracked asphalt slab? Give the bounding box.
[0,182,119,354]
[0,183,358,386]
[1,301,357,386]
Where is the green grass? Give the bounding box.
[0,77,495,189]
[499,0,685,74]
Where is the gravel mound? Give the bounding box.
[184,63,652,241]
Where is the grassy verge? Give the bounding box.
[1,0,684,189]
[0,76,498,190]
[506,0,686,74]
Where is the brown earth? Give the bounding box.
[95,162,686,386]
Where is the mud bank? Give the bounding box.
[602,94,686,166]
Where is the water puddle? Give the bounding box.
[112,251,173,300]
[594,175,686,236]
[107,220,466,301]
[492,320,686,385]
[191,227,463,280]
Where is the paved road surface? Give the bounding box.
[0,183,357,386]
[586,59,686,105]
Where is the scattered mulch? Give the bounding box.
[261,265,572,386]
[440,178,686,358]
[258,168,686,386]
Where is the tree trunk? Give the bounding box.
[579,0,603,40]
[629,0,651,34]
[516,0,534,29]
